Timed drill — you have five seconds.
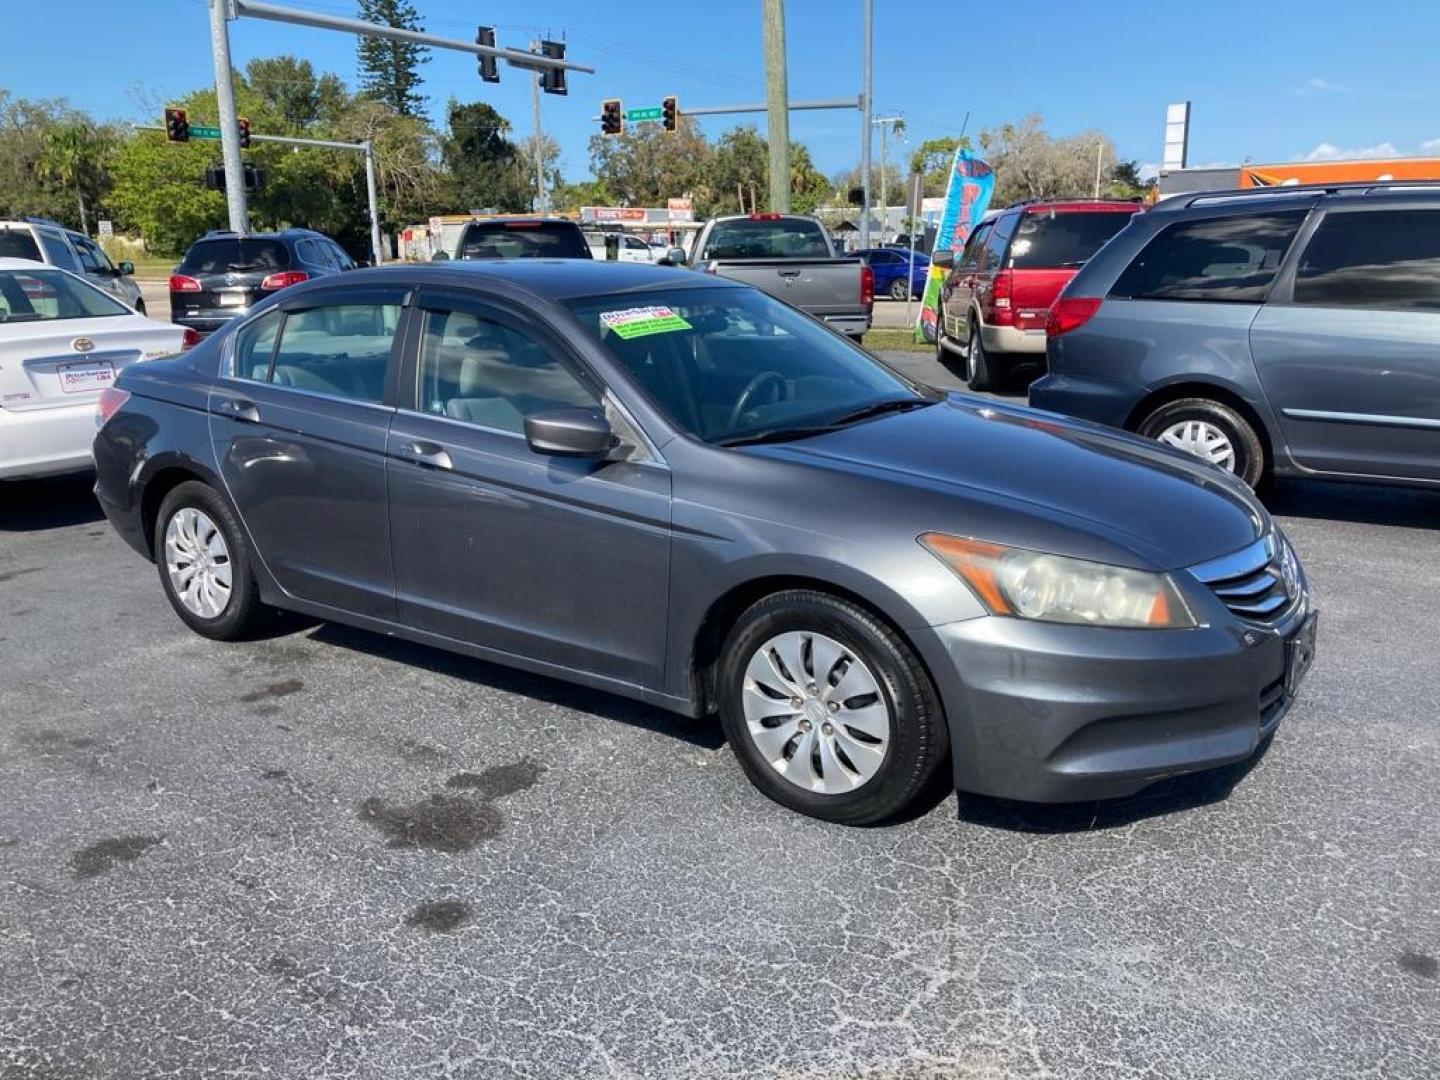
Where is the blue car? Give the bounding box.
[857,247,929,300]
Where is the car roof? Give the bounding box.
[283,259,742,302]
[1011,200,1142,213]
[1150,180,1440,216]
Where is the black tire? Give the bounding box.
[1137,397,1267,489]
[966,316,995,392]
[888,278,908,301]
[154,480,268,640]
[717,589,949,825]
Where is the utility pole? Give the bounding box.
[858,0,873,247]
[531,40,546,213]
[1094,141,1105,198]
[873,116,902,243]
[208,0,249,233]
[762,0,791,213]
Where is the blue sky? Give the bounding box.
[9,0,1440,182]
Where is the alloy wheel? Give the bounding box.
[741,630,890,794]
[163,507,232,618]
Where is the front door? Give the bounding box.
[1251,207,1440,480]
[386,289,672,687]
[210,287,406,618]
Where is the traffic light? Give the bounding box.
[600,99,623,137]
[476,25,499,82]
[662,96,678,132]
[237,117,251,149]
[539,39,567,95]
[164,107,189,143]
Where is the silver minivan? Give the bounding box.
[0,218,146,314]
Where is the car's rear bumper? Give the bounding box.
[0,402,98,480]
[1028,372,1139,429]
[981,323,1047,355]
[820,313,872,338]
[171,305,248,333]
[914,601,1313,803]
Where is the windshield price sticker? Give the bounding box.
[600,305,692,339]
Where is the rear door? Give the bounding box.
[1250,206,1440,480]
[941,220,991,342]
[385,288,672,686]
[210,286,406,618]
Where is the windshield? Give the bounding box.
[1007,210,1137,269]
[699,218,831,260]
[179,238,290,274]
[459,222,591,259]
[564,286,930,445]
[0,268,129,322]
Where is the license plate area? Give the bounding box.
[1285,612,1318,696]
[218,291,247,308]
[56,360,116,393]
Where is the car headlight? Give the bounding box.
[918,533,1197,629]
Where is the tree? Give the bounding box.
[35,121,113,235]
[245,56,348,130]
[788,142,829,214]
[909,135,971,197]
[441,100,529,213]
[708,126,768,214]
[0,91,100,227]
[355,0,430,118]
[978,114,1117,205]
[587,118,713,211]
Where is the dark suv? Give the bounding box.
[170,228,356,333]
[933,199,1140,390]
[449,217,591,260]
[1032,182,1440,490]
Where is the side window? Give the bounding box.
[417,307,599,435]
[960,223,993,269]
[80,238,115,273]
[232,310,282,382]
[329,242,355,270]
[37,231,81,272]
[297,239,328,270]
[72,239,102,274]
[269,303,400,403]
[985,214,1017,268]
[1110,210,1307,303]
[1293,209,1440,312]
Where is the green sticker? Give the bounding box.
[600,305,693,340]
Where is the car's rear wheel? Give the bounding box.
[155,481,267,640]
[966,316,996,392]
[1137,398,1266,488]
[888,278,908,301]
[717,590,948,824]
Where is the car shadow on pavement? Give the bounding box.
[952,736,1274,834]
[1266,479,1440,530]
[306,621,728,751]
[0,473,105,531]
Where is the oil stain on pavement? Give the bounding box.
[406,899,474,933]
[1398,949,1438,979]
[239,679,305,704]
[72,835,163,879]
[359,759,543,853]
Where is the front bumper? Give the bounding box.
[914,598,1313,803]
[0,402,99,480]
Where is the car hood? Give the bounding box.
[752,394,1267,571]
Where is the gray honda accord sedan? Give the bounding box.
[93,260,1318,824]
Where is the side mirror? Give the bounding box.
[117,260,135,276]
[931,250,955,269]
[524,406,615,458]
[659,246,688,267]
[430,250,451,262]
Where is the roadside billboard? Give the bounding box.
[1239,158,1440,186]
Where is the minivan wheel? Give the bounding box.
[966,317,995,392]
[1138,398,1266,488]
[717,590,949,825]
[155,481,267,640]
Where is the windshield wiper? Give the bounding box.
[718,398,932,448]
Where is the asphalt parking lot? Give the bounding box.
[2,356,1438,1079]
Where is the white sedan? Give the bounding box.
[0,258,194,480]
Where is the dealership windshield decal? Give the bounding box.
[599,305,692,340]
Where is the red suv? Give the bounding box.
[933,199,1142,390]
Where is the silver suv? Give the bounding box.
[0,217,145,313]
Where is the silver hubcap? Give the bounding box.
[164,507,232,618]
[1158,419,1236,471]
[741,631,890,795]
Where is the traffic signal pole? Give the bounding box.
[209,0,249,233]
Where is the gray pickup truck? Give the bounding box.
[670,214,872,339]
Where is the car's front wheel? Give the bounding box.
[1137,397,1266,488]
[717,590,949,824]
[888,278,908,301]
[155,481,267,640]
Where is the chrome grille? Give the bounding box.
[1189,535,1296,621]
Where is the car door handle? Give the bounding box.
[398,439,453,470]
[777,269,802,278]
[214,396,260,423]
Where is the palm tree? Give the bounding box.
[36,122,107,235]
